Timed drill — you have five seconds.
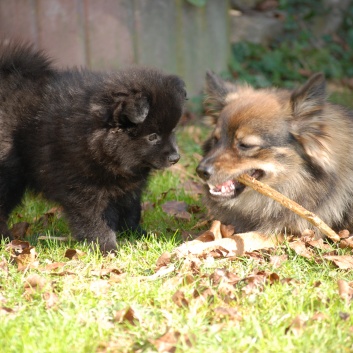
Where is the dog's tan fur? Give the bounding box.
[197,72,353,236]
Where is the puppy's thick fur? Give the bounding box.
[0,43,186,252]
[197,72,353,237]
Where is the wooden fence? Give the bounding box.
[0,0,230,96]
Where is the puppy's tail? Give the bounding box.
[0,40,54,79]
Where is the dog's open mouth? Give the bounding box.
[208,169,264,198]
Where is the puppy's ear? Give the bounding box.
[112,92,149,125]
[290,73,333,170]
[204,71,237,122]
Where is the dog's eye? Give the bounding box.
[238,142,257,150]
[148,133,158,141]
[147,133,161,144]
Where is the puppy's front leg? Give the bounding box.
[64,209,117,254]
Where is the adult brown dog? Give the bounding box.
[197,72,353,237]
[0,43,186,253]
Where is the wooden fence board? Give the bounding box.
[86,0,135,70]
[37,0,86,68]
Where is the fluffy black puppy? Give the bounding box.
[0,43,186,253]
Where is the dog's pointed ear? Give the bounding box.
[291,73,326,118]
[112,92,149,125]
[204,71,237,122]
[290,73,334,170]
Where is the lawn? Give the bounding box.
[1,90,353,353]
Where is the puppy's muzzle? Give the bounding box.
[168,153,180,165]
[196,161,214,181]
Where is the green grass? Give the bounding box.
[2,93,353,353]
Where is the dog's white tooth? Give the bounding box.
[221,186,226,193]
[230,183,235,190]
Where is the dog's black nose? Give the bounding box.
[196,164,213,181]
[168,153,180,165]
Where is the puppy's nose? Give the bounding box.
[196,163,214,181]
[168,153,180,165]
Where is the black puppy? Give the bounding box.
[0,43,186,253]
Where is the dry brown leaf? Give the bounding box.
[306,239,332,251]
[64,249,86,260]
[137,264,175,281]
[151,331,181,353]
[214,307,242,322]
[108,272,127,283]
[311,312,328,322]
[90,267,123,278]
[42,262,66,272]
[285,315,308,336]
[337,279,353,302]
[172,290,189,308]
[24,274,47,296]
[10,222,30,239]
[324,255,353,269]
[6,239,31,254]
[338,230,350,239]
[269,254,288,268]
[43,291,59,309]
[161,201,192,221]
[194,230,215,242]
[289,240,314,258]
[155,252,172,272]
[339,237,353,249]
[114,306,139,325]
[182,180,204,195]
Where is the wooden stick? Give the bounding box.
[236,174,340,242]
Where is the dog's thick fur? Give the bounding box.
[197,72,353,237]
[0,43,186,252]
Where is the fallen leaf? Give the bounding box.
[151,330,193,353]
[114,306,139,325]
[306,238,332,251]
[10,222,30,239]
[155,252,172,272]
[42,262,66,272]
[289,240,314,258]
[214,307,242,322]
[5,239,31,255]
[64,249,86,260]
[339,312,350,321]
[339,237,353,249]
[43,291,59,309]
[24,274,47,296]
[161,201,192,221]
[90,267,123,278]
[337,279,353,302]
[285,315,308,336]
[338,230,350,239]
[142,201,154,212]
[172,290,189,308]
[137,264,175,281]
[269,254,288,268]
[311,312,328,322]
[324,255,353,269]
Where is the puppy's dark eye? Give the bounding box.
[148,133,158,141]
